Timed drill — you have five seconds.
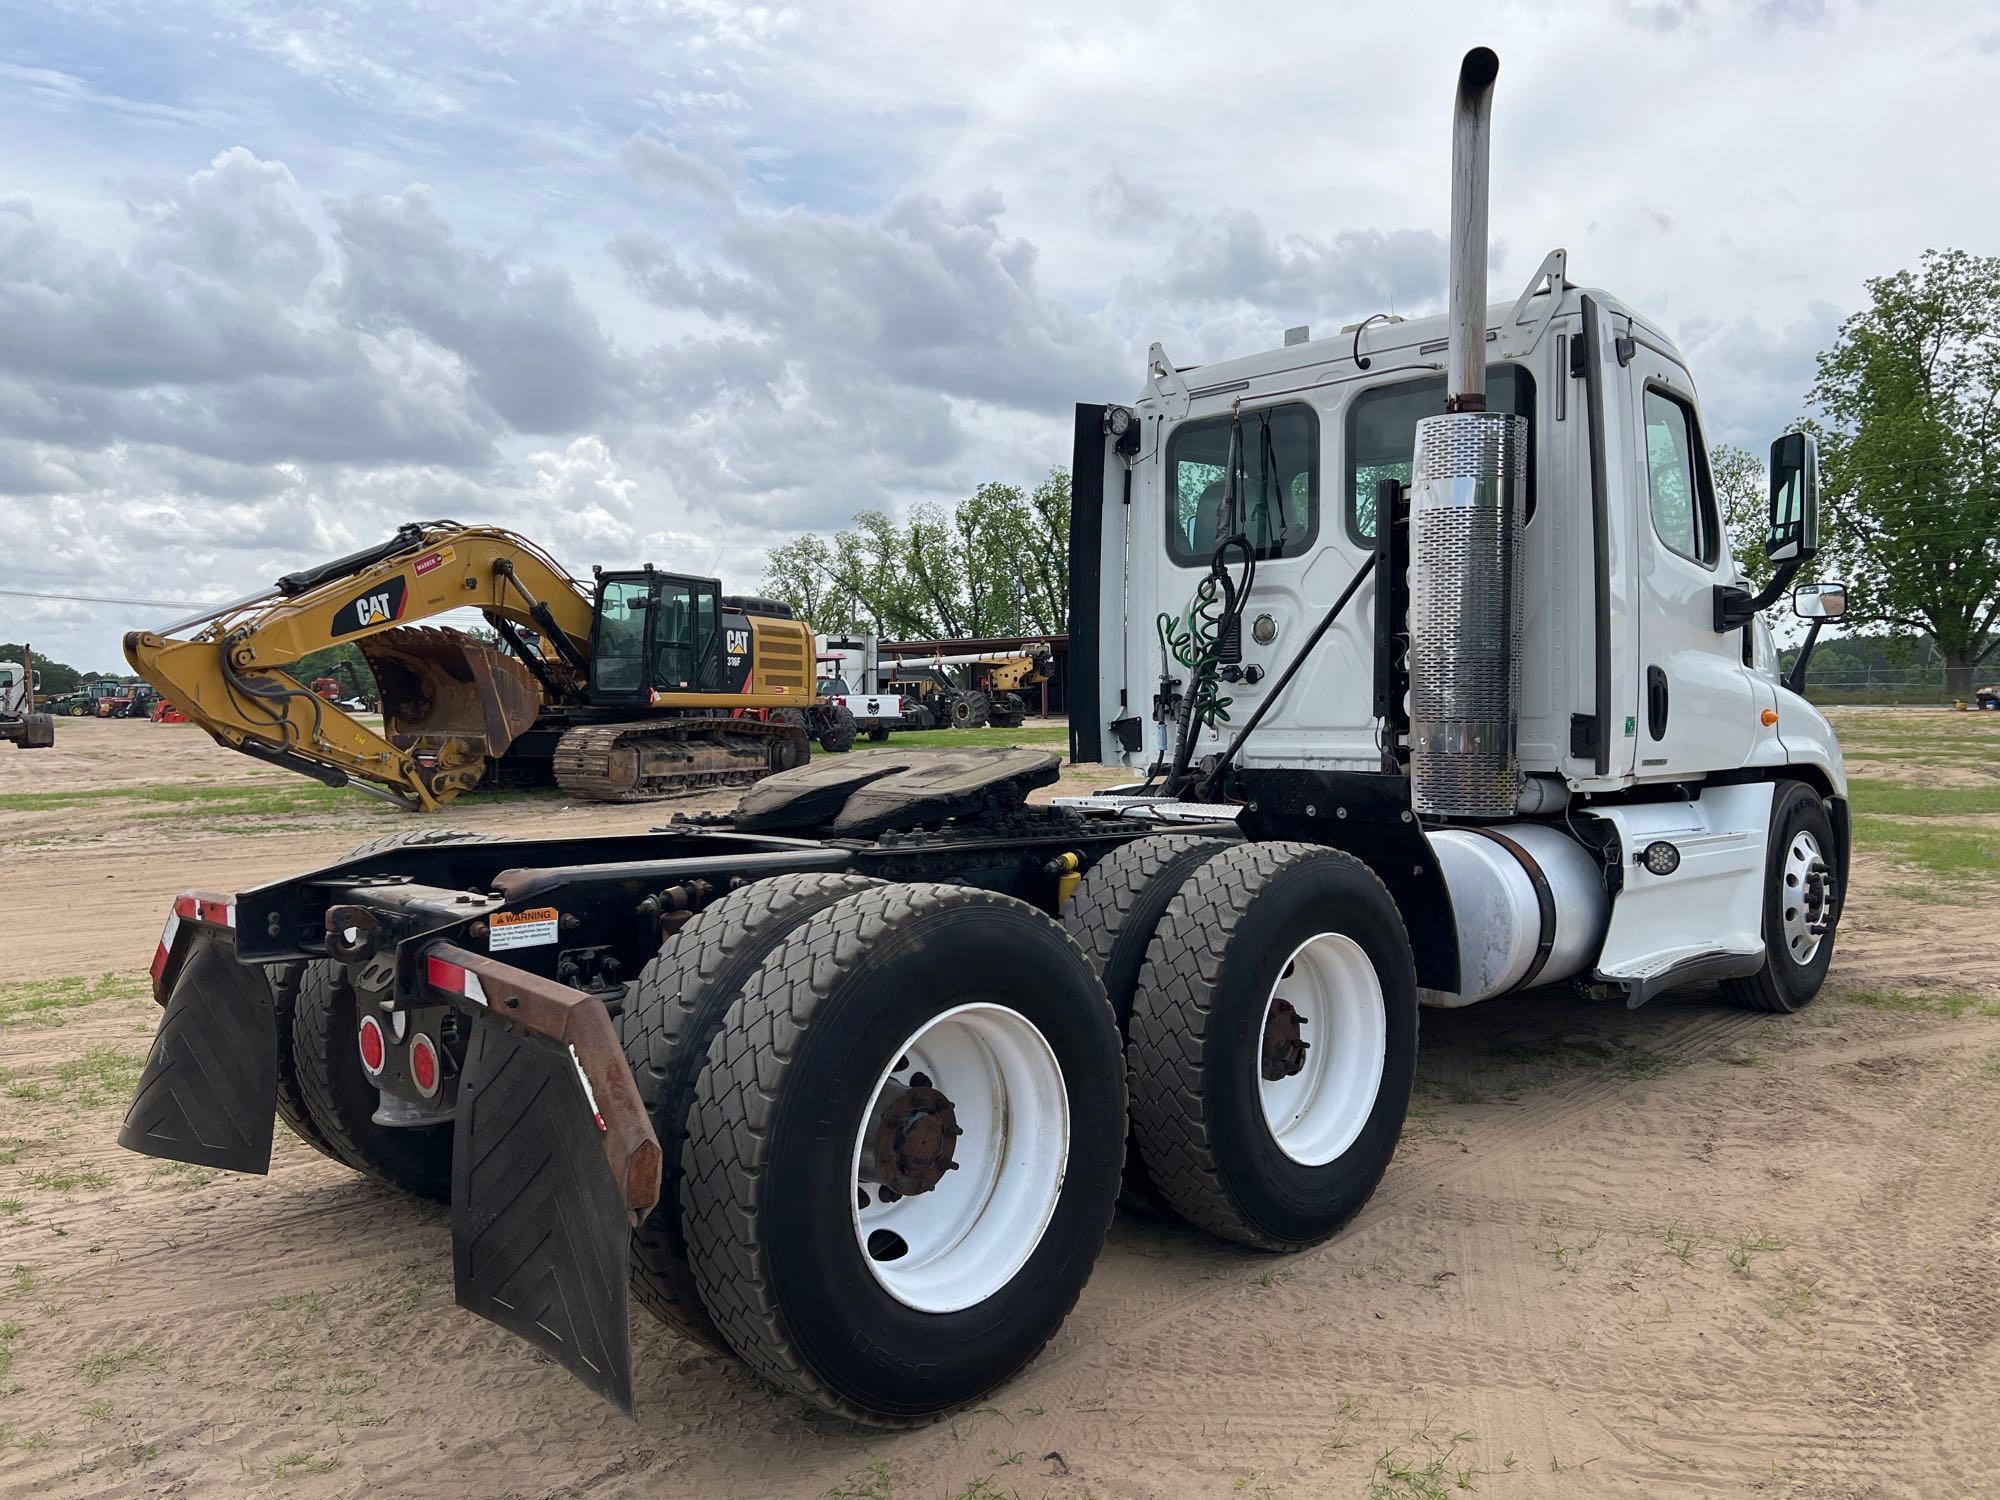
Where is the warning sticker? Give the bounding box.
[490,906,560,952]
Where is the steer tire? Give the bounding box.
[1723,780,1841,1014]
[618,872,881,1349]
[291,960,454,1201]
[1061,834,1239,1215]
[680,884,1124,1425]
[1128,842,1417,1251]
[866,725,892,743]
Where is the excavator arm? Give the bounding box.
[125,523,599,811]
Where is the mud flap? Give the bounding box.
[452,1020,636,1415]
[118,932,278,1173]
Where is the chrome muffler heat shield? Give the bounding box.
[1408,409,1528,818]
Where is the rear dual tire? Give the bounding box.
[617,872,881,1349]
[678,884,1124,1425]
[1071,837,1417,1251]
[271,828,487,1195]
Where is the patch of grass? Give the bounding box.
[851,725,1067,754]
[272,1451,342,1479]
[1660,1221,1698,1265]
[1766,1269,1821,1330]
[1852,814,2000,887]
[1368,1418,1484,1499]
[0,782,353,816]
[24,1165,111,1192]
[826,1461,893,1500]
[1980,1049,2000,1082]
[1727,1232,1786,1274]
[1619,1049,1672,1080]
[1845,778,2000,818]
[1843,989,2000,1021]
[76,1345,162,1387]
[0,1201,21,1216]
[0,973,147,1029]
[42,1046,149,1108]
[8,1265,34,1295]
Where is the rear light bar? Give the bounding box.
[150,889,238,1001]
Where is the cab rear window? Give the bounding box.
[1166,403,1319,566]
[1345,365,1535,542]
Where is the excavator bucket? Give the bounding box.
[362,626,544,785]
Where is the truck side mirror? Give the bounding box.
[1793,581,1846,620]
[1766,431,1819,563]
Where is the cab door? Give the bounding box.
[1625,352,1771,776]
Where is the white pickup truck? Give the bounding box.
[815,634,907,742]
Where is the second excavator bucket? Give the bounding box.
[362,626,544,790]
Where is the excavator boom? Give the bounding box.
[125,524,596,810]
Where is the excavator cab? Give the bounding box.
[588,569,724,704]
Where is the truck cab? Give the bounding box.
[1077,270,1842,804]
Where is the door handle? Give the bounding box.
[1646,665,1670,740]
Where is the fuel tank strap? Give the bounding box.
[1462,825,1557,989]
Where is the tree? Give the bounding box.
[1810,248,2000,693]
[758,468,1074,641]
[0,643,83,696]
[1710,442,1779,591]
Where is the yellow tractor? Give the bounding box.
[124,522,856,809]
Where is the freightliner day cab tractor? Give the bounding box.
[117,50,1848,1425]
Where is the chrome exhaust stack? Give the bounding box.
[1408,47,1529,819]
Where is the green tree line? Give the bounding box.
[761,470,1071,639]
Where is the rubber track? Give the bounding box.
[617,871,880,1348]
[292,961,452,1201]
[679,883,1104,1426]
[1126,840,1403,1249]
[552,719,804,803]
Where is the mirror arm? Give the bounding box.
[1712,556,1804,633]
[1785,616,1824,697]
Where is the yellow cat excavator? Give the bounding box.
[124,522,855,810]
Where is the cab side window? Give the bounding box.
[1642,387,1719,566]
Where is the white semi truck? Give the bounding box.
[0,649,56,750]
[120,47,1847,1426]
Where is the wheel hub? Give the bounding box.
[869,1083,961,1196]
[1260,997,1311,1081]
[1781,830,1836,964]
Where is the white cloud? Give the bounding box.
[2,0,1993,671]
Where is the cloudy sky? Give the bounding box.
[4,0,1994,670]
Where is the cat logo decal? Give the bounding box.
[331,577,409,635]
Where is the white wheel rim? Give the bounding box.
[1256,933,1387,1167]
[849,1003,1069,1313]
[1780,829,1835,965]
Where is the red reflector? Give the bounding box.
[410,1034,440,1096]
[357,1014,386,1074]
[197,898,231,927]
[425,955,463,993]
[173,894,199,921]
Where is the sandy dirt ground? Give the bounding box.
[2,713,1998,1499]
